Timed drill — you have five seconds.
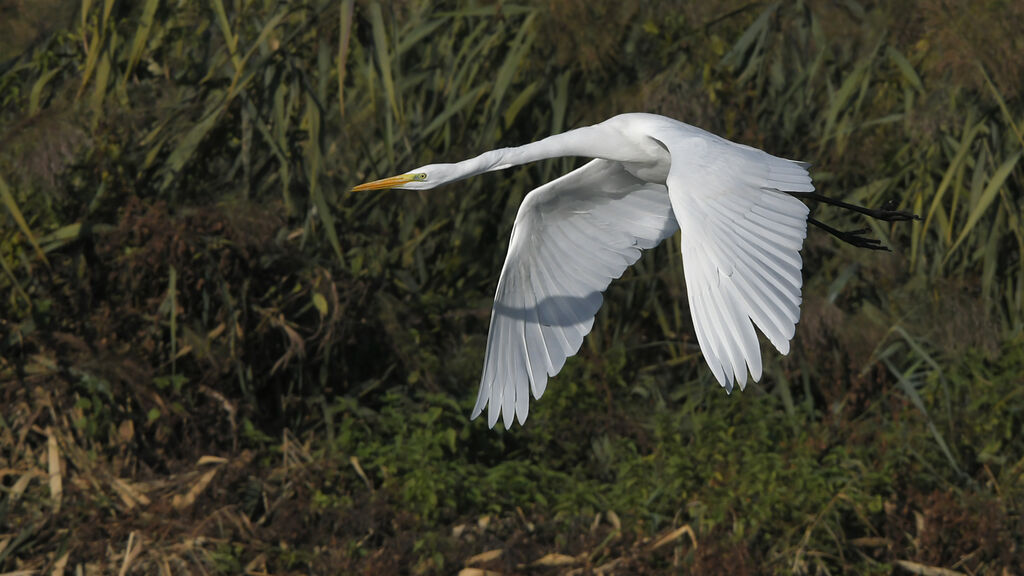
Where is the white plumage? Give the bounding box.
[354,113,814,429]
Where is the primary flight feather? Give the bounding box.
[354,113,907,429]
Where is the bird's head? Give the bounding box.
[352,163,460,192]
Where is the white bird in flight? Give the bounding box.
[354,113,915,429]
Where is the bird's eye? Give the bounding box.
[415,173,427,181]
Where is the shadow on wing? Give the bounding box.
[493,291,604,327]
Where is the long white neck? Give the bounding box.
[452,123,620,177]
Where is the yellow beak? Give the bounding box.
[352,173,416,191]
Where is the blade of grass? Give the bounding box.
[224,8,290,104]
[883,358,962,476]
[720,2,777,70]
[306,91,346,267]
[0,174,48,265]
[819,55,870,154]
[395,17,448,56]
[90,51,111,128]
[28,67,62,116]
[550,70,570,136]
[435,5,534,17]
[959,146,989,239]
[978,62,1024,150]
[919,114,984,250]
[886,46,924,93]
[159,105,224,192]
[421,85,484,137]
[101,0,114,27]
[75,0,118,100]
[338,0,354,116]
[944,150,1021,264]
[212,0,242,72]
[77,21,103,98]
[502,80,540,129]
[0,247,31,306]
[981,205,1002,312]
[735,3,778,85]
[124,0,160,80]
[369,2,400,120]
[485,12,536,129]
[81,0,92,31]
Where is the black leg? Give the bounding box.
[786,191,920,250]
[798,192,921,222]
[808,217,890,251]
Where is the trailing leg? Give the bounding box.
[807,217,888,251]
[797,192,920,222]
[787,191,920,250]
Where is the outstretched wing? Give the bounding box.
[659,130,812,392]
[474,159,677,428]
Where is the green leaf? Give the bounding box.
[369,2,400,120]
[422,85,485,137]
[486,12,536,123]
[90,51,111,127]
[502,80,540,129]
[160,106,224,192]
[124,0,160,79]
[819,56,870,152]
[211,0,240,70]
[0,173,48,265]
[886,46,923,93]
[313,293,328,317]
[28,67,62,116]
[920,114,984,249]
[944,151,1021,263]
[337,0,355,116]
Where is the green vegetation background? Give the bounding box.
[2,0,1022,574]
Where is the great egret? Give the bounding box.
[354,113,915,428]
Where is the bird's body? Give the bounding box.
[354,113,906,429]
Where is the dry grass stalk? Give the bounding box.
[464,548,503,565]
[530,553,576,566]
[650,523,697,551]
[46,427,62,513]
[116,532,143,576]
[110,477,151,509]
[895,559,967,576]
[171,468,220,510]
[456,569,503,576]
[349,455,373,492]
[51,551,69,576]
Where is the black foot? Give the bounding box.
[864,203,921,222]
[808,217,890,251]
[787,191,920,250]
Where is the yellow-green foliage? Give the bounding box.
[1,1,1022,574]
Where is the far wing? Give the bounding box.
[473,159,677,428]
[661,132,812,391]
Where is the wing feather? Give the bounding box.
[472,159,677,427]
[660,130,810,392]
